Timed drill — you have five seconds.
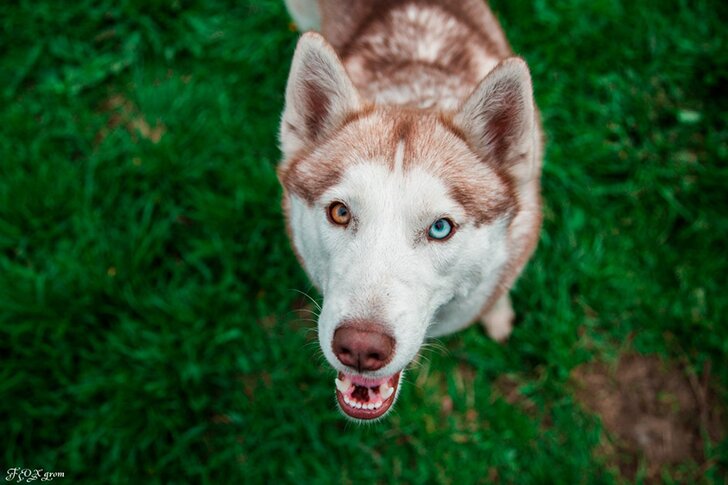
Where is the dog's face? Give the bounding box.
[278,34,535,420]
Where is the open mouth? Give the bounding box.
[335,371,402,420]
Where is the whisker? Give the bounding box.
[421,338,450,356]
[290,307,321,317]
[290,288,322,312]
[293,318,319,325]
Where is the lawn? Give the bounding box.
[1,0,726,483]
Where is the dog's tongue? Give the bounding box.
[334,371,401,419]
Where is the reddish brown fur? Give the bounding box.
[281,107,517,226]
[321,0,511,61]
[339,103,376,128]
[436,112,468,143]
[302,79,332,137]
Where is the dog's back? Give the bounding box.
[286,0,513,110]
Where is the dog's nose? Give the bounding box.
[332,321,395,372]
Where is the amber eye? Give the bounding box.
[328,202,351,226]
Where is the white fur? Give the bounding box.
[288,161,511,378]
[284,0,321,31]
[481,293,515,342]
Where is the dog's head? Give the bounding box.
[278,33,536,420]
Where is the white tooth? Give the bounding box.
[355,402,362,409]
[373,401,382,409]
[344,396,351,405]
[366,403,374,410]
[382,385,394,399]
[335,377,349,393]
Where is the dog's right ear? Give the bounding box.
[280,32,361,159]
[453,58,537,184]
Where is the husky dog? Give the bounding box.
[278,0,542,420]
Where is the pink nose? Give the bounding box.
[332,321,395,372]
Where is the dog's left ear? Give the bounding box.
[280,32,361,159]
[454,58,537,183]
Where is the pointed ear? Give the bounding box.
[453,58,537,181]
[279,32,361,159]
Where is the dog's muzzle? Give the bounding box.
[331,320,401,419]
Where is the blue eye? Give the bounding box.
[428,218,453,240]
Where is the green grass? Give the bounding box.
[1,0,726,483]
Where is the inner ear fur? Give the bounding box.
[453,57,536,180]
